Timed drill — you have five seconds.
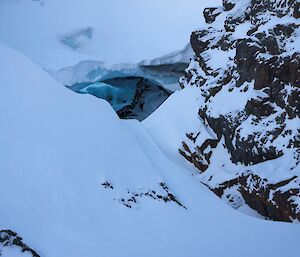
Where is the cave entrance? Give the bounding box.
[81,76,171,121]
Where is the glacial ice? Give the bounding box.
[51,46,192,120]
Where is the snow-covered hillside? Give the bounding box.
[0,0,300,256]
[0,0,219,69]
[1,42,300,257]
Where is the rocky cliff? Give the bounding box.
[179,0,300,222]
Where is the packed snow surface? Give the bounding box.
[0,43,299,257]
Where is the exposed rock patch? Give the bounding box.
[101,181,186,209]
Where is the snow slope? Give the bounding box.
[0,0,220,69]
[0,43,300,257]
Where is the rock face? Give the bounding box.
[179,0,300,222]
[0,230,40,256]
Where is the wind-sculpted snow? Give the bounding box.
[1,43,300,257]
[144,0,300,222]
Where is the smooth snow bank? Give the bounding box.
[0,0,220,69]
[0,44,300,257]
[144,86,206,159]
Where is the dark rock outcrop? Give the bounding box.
[0,230,40,256]
[179,0,300,222]
[212,174,300,221]
[203,7,223,24]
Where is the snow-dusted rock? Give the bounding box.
[177,0,300,221]
[0,230,40,257]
